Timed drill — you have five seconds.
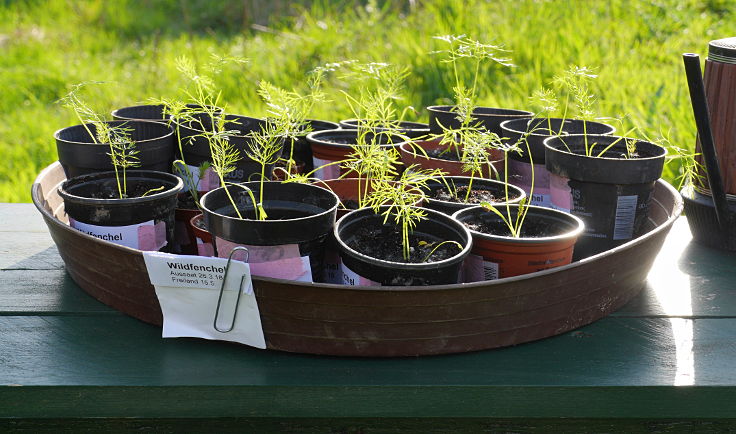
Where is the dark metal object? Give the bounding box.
[682,53,731,232]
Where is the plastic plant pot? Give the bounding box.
[422,176,526,215]
[176,114,280,190]
[200,181,339,282]
[338,119,430,138]
[452,204,584,281]
[334,206,472,286]
[427,105,533,136]
[306,129,409,180]
[287,119,340,174]
[312,178,425,219]
[189,213,214,257]
[681,184,736,251]
[499,118,615,208]
[55,120,175,179]
[398,140,504,178]
[57,170,183,252]
[112,103,223,122]
[544,134,666,260]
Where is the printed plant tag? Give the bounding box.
[509,159,553,208]
[340,263,380,286]
[143,251,266,348]
[69,218,166,251]
[312,157,341,180]
[215,238,313,282]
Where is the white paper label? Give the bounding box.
[143,252,266,348]
[70,218,166,251]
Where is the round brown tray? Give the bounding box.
[32,162,683,357]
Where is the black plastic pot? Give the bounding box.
[681,184,736,251]
[112,103,223,122]
[428,105,533,136]
[200,181,339,282]
[334,206,472,286]
[55,120,175,179]
[339,119,430,139]
[177,114,280,186]
[499,118,615,208]
[544,134,666,259]
[57,170,183,251]
[422,176,526,215]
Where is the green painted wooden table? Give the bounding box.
[1,203,735,433]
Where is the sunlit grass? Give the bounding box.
[0,0,727,202]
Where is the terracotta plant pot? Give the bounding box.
[428,105,533,136]
[339,119,430,138]
[398,140,504,178]
[422,176,526,215]
[306,129,409,180]
[544,134,666,259]
[499,118,615,208]
[453,204,584,281]
[189,213,214,257]
[334,206,472,286]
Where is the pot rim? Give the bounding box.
[58,170,184,205]
[398,140,504,163]
[306,128,410,149]
[500,117,616,138]
[339,118,430,131]
[174,113,265,138]
[424,175,526,206]
[427,105,534,117]
[453,204,585,244]
[543,134,668,162]
[200,180,340,226]
[334,205,473,270]
[54,120,175,146]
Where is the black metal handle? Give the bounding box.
[682,53,730,230]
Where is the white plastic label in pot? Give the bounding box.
[69,218,166,251]
[143,252,266,349]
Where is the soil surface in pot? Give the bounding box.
[464,216,564,238]
[79,179,170,200]
[347,221,462,263]
[432,186,507,204]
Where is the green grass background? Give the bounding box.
[0,0,729,202]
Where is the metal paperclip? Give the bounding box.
[213,246,250,333]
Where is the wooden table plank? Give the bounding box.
[0,203,50,233]
[0,270,117,315]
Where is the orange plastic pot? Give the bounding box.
[452,204,584,280]
[398,140,504,178]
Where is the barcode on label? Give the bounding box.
[613,195,638,240]
[483,261,500,280]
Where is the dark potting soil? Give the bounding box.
[432,186,505,204]
[341,199,360,210]
[84,181,167,200]
[426,148,461,162]
[346,222,461,264]
[465,215,564,238]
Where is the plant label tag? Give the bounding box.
[509,160,553,208]
[142,252,266,349]
[69,218,166,251]
[215,238,313,282]
[176,163,220,192]
[312,157,341,180]
[340,263,379,286]
[462,253,500,282]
